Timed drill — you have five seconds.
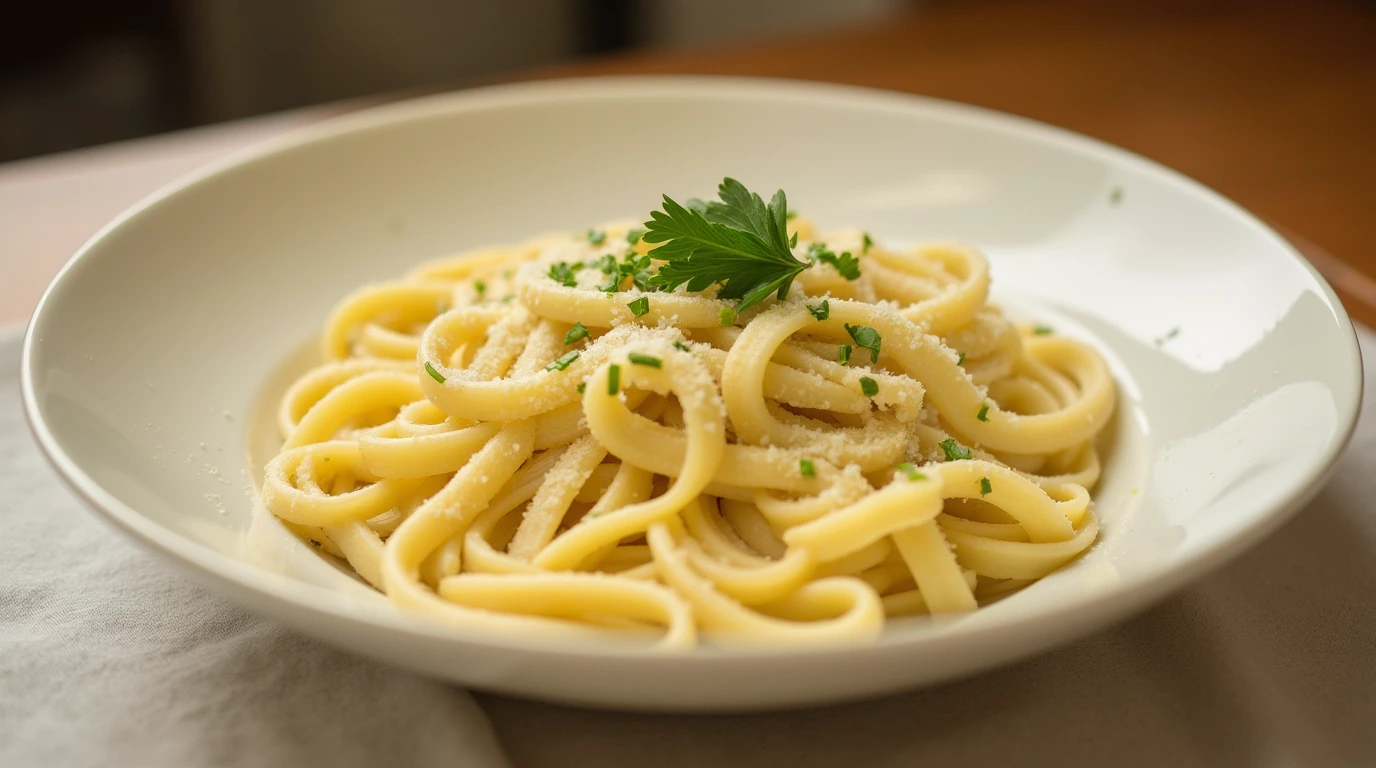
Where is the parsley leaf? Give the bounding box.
[799,458,816,477]
[587,229,606,245]
[1033,325,1054,336]
[628,353,662,368]
[626,227,646,245]
[839,344,851,366]
[673,341,692,352]
[860,376,879,397]
[845,324,882,363]
[807,299,830,321]
[939,438,972,461]
[807,242,861,280]
[977,404,990,422]
[627,296,650,317]
[548,261,581,287]
[896,462,926,481]
[644,178,809,312]
[862,232,873,254]
[980,477,993,496]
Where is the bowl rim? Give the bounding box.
[20,74,1365,661]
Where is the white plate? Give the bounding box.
[21,77,1363,711]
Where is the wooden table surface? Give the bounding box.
[2,0,1373,325]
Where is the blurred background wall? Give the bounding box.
[0,0,913,163]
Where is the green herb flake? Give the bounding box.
[1110,186,1124,205]
[719,307,737,326]
[1033,325,1054,336]
[628,353,662,369]
[860,376,879,397]
[627,296,650,317]
[807,242,861,280]
[845,324,882,363]
[862,232,874,254]
[939,438,973,461]
[799,458,816,477]
[839,344,852,366]
[1155,326,1181,346]
[644,178,810,313]
[545,350,580,372]
[786,208,799,221]
[977,404,990,422]
[807,299,830,321]
[576,382,586,394]
[957,351,966,365]
[548,261,581,287]
[564,322,589,345]
[424,361,446,383]
[593,254,618,274]
[501,294,514,303]
[896,462,926,481]
[673,341,692,353]
[474,280,486,297]
[626,227,646,245]
[587,229,606,245]
[980,477,993,496]
[607,364,621,395]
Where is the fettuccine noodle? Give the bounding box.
[260,215,1115,649]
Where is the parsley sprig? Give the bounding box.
[644,178,809,312]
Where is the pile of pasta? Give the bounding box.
[261,217,1116,648]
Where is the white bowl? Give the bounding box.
[21,77,1363,711]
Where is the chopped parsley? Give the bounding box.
[939,438,972,461]
[807,299,830,321]
[845,324,882,363]
[839,344,852,366]
[673,341,692,353]
[957,351,966,365]
[1033,325,1053,336]
[627,296,650,317]
[1109,186,1124,205]
[501,294,514,303]
[786,208,799,220]
[977,404,990,422]
[719,307,737,326]
[474,280,486,297]
[545,351,580,372]
[548,261,581,287]
[980,477,993,496]
[607,364,621,395]
[625,227,646,245]
[862,232,874,254]
[1155,327,1181,346]
[564,322,589,345]
[628,353,662,368]
[799,458,816,478]
[576,382,586,394]
[807,242,861,280]
[587,229,606,245]
[859,376,879,397]
[424,362,446,383]
[896,462,926,481]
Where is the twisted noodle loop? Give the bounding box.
[258,217,1116,647]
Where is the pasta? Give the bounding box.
[259,205,1116,649]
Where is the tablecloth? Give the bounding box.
[3,323,1374,767]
